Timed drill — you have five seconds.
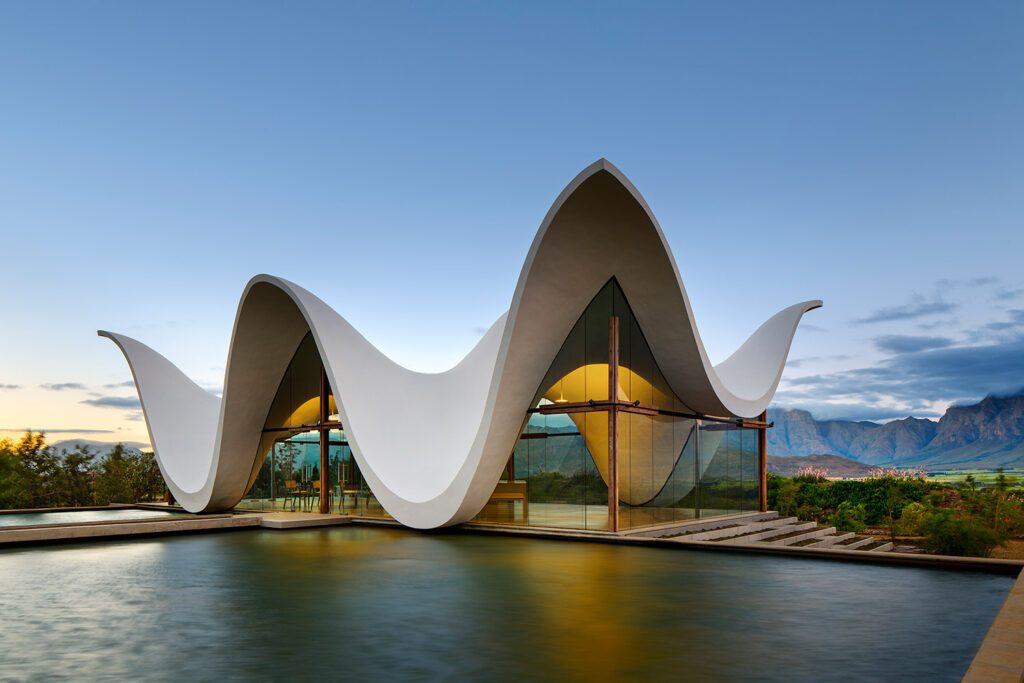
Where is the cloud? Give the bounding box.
[936,276,1000,289]
[80,396,142,410]
[40,382,87,391]
[983,309,1024,332]
[855,296,956,324]
[103,380,136,389]
[777,334,1024,413]
[0,384,20,390]
[917,317,959,331]
[967,310,1024,344]
[0,427,116,434]
[995,287,1024,301]
[873,335,954,354]
[786,354,851,368]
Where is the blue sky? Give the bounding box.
[1,1,1022,443]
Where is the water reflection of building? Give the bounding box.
[100,159,820,532]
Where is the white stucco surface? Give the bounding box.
[100,159,820,527]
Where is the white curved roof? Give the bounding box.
[99,159,821,528]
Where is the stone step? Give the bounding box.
[717,521,817,544]
[681,517,798,541]
[839,536,876,550]
[805,532,856,548]
[644,512,781,538]
[768,526,837,546]
[867,541,895,552]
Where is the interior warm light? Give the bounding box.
[328,413,341,422]
[554,380,568,403]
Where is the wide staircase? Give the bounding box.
[634,512,906,553]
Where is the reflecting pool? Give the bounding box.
[0,527,1010,681]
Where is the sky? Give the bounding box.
[1,1,1022,446]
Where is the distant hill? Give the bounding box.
[767,454,875,478]
[768,391,1024,470]
[50,439,151,458]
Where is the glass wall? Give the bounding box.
[474,278,765,531]
[325,430,389,517]
[474,412,609,530]
[697,423,761,517]
[240,430,321,512]
[237,334,389,518]
[617,413,699,529]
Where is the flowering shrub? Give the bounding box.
[867,467,927,480]
[794,465,829,480]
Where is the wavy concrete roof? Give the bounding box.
[99,159,821,528]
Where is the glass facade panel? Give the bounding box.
[474,412,609,530]
[237,333,390,518]
[696,423,762,517]
[236,278,766,528]
[741,428,760,512]
[239,430,320,512]
[476,277,766,531]
[617,413,699,529]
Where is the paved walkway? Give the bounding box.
[964,566,1024,682]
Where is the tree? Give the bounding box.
[0,439,24,508]
[992,467,1017,535]
[56,445,96,507]
[93,444,133,504]
[920,509,1002,557]
[0,434,165,509]
[1,432,61,508]
[895,501,929,536]
[93,444,164,505]
[831,501,866,532]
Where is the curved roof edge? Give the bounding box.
[98,159,821,527]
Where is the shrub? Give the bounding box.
[797,503,826,523]
[794,465,829,481]
[895,501,929,536]
[775,479,799,517]
[920,510,1002,557]
[831,501,866,532]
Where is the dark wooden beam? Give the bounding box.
[531,401,769,429]
[608,315,620,533]
[759,409,768,513]
[319,365,330,514]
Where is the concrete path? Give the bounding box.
[964,567,1024,682]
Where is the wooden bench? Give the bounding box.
[487,481,529,520]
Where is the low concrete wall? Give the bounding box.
[964,567,1024,682]
[0,513,261,546]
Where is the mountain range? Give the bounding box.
[50,439,150,458]
[768,391,1024,470]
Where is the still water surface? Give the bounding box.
[0,527,1011,681]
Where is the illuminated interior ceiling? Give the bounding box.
[98,159,821,527]
[537,365,728,507]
